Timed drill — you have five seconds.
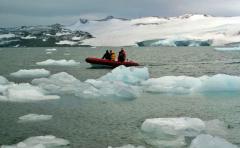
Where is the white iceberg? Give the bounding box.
[36,59,80,66]
[45,48,57,52]
[100,65,149,85]
[0,83,59,102]
[18,114,52,123]
[1,135,69,148]
[190,134,238,148]
[141,117,206,138]
[32,71,140,100]
[140,117,228,148]
[142,74,240,94]
[10,69,50,78]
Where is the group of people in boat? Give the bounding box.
[102,48,127,62]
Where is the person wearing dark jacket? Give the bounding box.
[118,48,126,62]
[102,50,111,60]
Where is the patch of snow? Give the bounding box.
[18,114,52,122]
[10,69,50,78]
[36,59,80,66]
[190,134,238,148]
[55,40,78,46]
[72,36,83,41]
[0,34,15,39]
[66,14,240,46]
[55,32,71,36]
[21,35,37,39]
[1,135,69,148]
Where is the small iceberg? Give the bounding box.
[10,69,50,78]
[18,114,52,123]
[36,59,80,66]
[1,135,69,148]
[190,134,238,148]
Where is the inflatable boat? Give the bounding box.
[85,57,139,68]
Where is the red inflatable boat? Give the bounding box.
[85,57,139,68]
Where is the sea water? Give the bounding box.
[0,47,240,148]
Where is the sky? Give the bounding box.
[1,0,240,27]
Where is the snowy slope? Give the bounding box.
[66,14,240,46]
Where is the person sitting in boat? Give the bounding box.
[110,50,116,61]
[102,50,111,60]
[118,48,126,62]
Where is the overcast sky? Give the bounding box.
[1,0,240,27]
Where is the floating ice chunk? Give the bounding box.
[108,144,145,148]
[32,72,81,95]
[1,135,69,148]
[142,74,240,94]
[36,59,80,66]
[18,114,52,123]
[0,83,59,102]
[84,79,140,99]
[45,48,57,52]
[0,76,9,85]
[100,65,149,85]
[32,71,140,99]
[10,69,50,78]
[190,134,238,148]
[141,117,206,147]
[46,51,52,54]
[141,117,205,137]
[215,47,240,51]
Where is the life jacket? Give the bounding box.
[111,52,116,61]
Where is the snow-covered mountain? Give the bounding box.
[67,14,240,47]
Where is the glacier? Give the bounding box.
[67,14,240,46]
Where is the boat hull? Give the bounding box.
[85,57,139,68]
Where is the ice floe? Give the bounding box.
[141,117,228,148]
[99,65,149,85]
[108,144,145,148]
[18,114,52,123]
[1,135,69,148]
[0,82,59,102]
[10,69,50,78]
[36,59,80,66]
[215,47,240,51]
[45,48,57,52]
[190,134,238,148]
[141,74,240,94]
[32,71,140,99]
